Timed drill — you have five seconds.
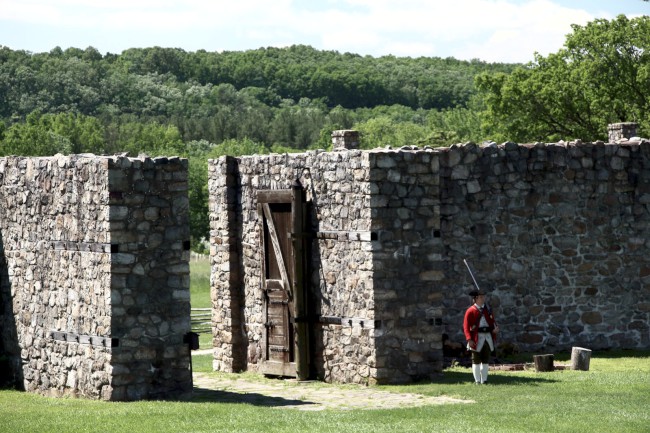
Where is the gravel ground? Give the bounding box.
[192,372,474,411]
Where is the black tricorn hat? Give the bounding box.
[469,289,486,297]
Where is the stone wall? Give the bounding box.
[368,150,445,383]
[439,140,650,352]
[0,155,192,400]
[209,149,445,384]
[210,151,380,384]
[209,137,650,384]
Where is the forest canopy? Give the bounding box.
[0,44,514,152]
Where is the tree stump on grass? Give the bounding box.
[570,347,591,371]
[533,354,554,372]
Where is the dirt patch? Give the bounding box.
[192,373,474,411]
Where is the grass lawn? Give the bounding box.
[190,255,213,349]
[190,255,211,309]
[4,259,647,431]
[1,351,649,433]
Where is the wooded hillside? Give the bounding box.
[0,44,514,151]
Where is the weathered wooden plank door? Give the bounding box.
[257,182,308,379]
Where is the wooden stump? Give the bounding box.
[533,354,554,372]
[570,347,592,371]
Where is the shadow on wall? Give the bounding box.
[0,228,24,389]
[231,161,248,371]
[305,189,323,380]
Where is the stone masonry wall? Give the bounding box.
[208,156,247,373]
[209,151,379,384]
[0,155,192,400]
[439,141,650,352]
[107,156,192,401]
[209,138,650,384]
[367,150,445,383]
[209,149,448,384]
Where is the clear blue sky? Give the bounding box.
[0,0,647,63]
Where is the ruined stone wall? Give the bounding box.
[439,141,650,352]
[209,138,650,384]
[209,149,448,384]
[0,155,192,400]
[209,151,379,384]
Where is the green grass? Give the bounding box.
[191,353,214,372]
[190,255,212,350]
[181,256,649,431]
[183,256,649,431]
[197,332,212,349]
[1,351,649,433]
[190,255,211,309]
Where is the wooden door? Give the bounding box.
[257,184,308,378]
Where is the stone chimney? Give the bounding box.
[608,122,638,142]
[332,130,359,150]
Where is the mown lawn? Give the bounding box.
[179,254,650,432]
[190,255,213,349]
[1,351,649,433]
[190,255,211,309]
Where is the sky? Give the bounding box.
[0,0,647,63]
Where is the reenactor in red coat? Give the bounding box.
[463,289,499,384]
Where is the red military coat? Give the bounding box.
[463,304,497,346]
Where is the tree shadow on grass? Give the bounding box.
[192,386,314,408]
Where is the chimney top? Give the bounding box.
[332,130,359,150]
[608,122,638,142]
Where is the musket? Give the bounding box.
[464,259,497,326]
[463,259,481,292]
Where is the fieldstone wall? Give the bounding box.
[209,149,445,384]
[210,151,378,384]
[0,155,192,400]
[368,150,445,383]
[208,156,248,373]
[439,140,650,352]
[209,135,650,384]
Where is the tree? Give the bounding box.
[354,116,430,149]
[476,15,650,142]
[268,98,326,148]
[0,111,104,156]
[186,147,210,251]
